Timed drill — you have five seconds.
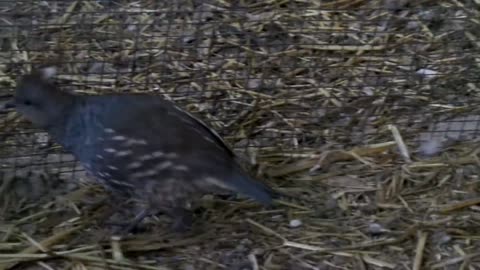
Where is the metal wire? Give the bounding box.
[0,0,479,180]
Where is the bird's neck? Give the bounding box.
[44,94,80,152]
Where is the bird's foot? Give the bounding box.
[171,211,193,233]
[108,209,150,236]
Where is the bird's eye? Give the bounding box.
[23,100,32,106]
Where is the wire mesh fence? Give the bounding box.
[1,1,478,178]
[1,0,480,269]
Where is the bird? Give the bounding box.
[5,67,276,232]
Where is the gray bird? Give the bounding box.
[5,67,275,232]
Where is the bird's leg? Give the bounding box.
[117,208,150,235]
[109,207,194,234]
[172,209,194,232]
[101,194,152,234]
[108,208,152,236]
[159,207,194,233]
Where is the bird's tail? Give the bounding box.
[228,172,277,206]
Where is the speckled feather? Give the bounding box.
[10,69,275,215]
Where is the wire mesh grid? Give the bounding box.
[0,0,480,268]
[1,1,478,178]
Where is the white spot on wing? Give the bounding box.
[138,151,166,161]
[131,169,158,179]
[155,161,173,170]
[205,177,231,190]
[107,165,118,170]
[98,172,111,178]
[165,153,178,158]
[108,179,134,188]
[104,128,115,133]
[115,150,133,157]
[125,138,148,146]
[104,148,116,153]
[127,162,142,169]
[111,135,127,141]
[152,151,164,158]
[96,154,104,159]
[139,154,154,161]
[174,165,189,171]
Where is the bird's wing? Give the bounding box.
[165,101,235,157]
[81,95,274,205]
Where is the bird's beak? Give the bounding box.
[0,94,15,110]
[4,101,15,109]
[1,94,15,110]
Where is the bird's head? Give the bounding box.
[6,67,74,129]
